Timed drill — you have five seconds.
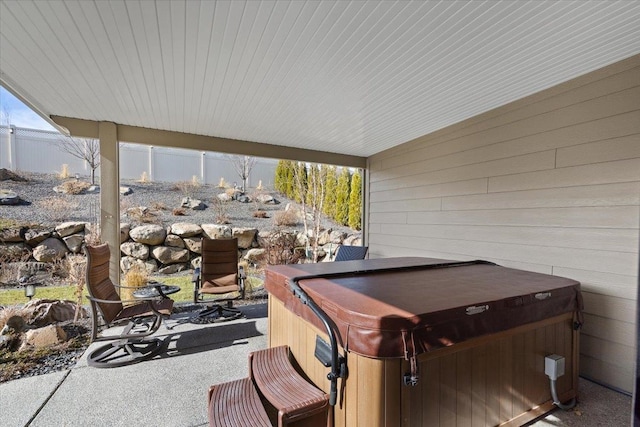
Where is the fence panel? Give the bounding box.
[1,126,277,188]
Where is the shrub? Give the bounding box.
[172,208,186,216]
[150,201,167,211]
[58,164,70,179]
[335,168,351,225]
[84,223,102,246]
[273,209,298,226]
[121,264,148,302]
[259,230,302,265]
[64,254,86,322]
[138,171,150,183]
[217,177,227,188]
[323,166,338,217]
[60,180,91,195]
[348,170,362,230]
[211,198,230,224]
[253,210,268,218]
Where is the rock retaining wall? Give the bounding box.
[1,221,362,278]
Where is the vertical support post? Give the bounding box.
[9,125,17,170]
[201,151,206,184]
[148,146,155,181]
[99,122,121,285]
[361,162,369,248]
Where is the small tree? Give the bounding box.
[348,170,362,230]
[323,165,337,217]
[59,136,100,184]
[335,168,351,225]
[294,162,307,203]
[275,160,287,193]
[293,162,327,262]
[227,155,257,192]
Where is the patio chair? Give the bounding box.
[84,243,173,368]
[192,237,246,323]
[333,245,368,261]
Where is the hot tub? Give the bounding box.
[265,257,582,427]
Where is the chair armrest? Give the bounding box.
[86,295,153,305]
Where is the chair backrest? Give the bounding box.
[334,245,368,262]
[85,243,123,324]
[201,238,239,286]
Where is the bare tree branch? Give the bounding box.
[58,137,100,184]
[226,154,257,192]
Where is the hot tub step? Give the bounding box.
[208,377,272,427]
[250,345,329,427]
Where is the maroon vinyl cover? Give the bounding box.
[265,258,582,359]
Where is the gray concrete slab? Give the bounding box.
[30,303,268,427]
[0,370,69,427]
[2,302,633,427]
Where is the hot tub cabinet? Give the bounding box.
[265,258,582,427]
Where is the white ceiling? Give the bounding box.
[1,0,639,158]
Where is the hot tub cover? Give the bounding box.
[265,257,582,359]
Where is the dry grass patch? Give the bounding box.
[273,209,298,226]
[59,180,91,195]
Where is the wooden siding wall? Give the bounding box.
[367,55,640,393]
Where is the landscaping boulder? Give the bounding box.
[32,238,69,262]
[216,193,232,202]
[25,299,86,327]
[0,227,25,243]
[55,222,86,238]
[120,242,150,260]
[202,224,232,239]
[120,223,131,243]
[0,189,20,205]
[19,325,67,351]
[183,236,202,254]
[151,246,190,265]
[181,197,206,210]
[232,228,257,249]
[170,222,202,237]
[256,194,279,204]
[18,262,49,277]
[129,224,166,245]
[190,256,201,269]
[120,186,133,195]
[63,234,85,253]
[0,243,31,261]
[120,256,158,274]
[158,263,188,275]
[164,234,185,248]
[244,248,266,263]
[24,228,52,246]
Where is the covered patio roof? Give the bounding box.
[1,0,639,165]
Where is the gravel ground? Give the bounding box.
[0,171,357,237]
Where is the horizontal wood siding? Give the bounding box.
[367,55,640,393]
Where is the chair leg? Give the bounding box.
[190,303,243,324]
[87,338,163,368]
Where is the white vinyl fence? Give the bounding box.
[0,125,277,188]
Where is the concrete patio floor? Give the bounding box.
[0,302,631,427]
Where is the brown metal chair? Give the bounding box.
[192,237,246,323]
[85,243,173,368]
